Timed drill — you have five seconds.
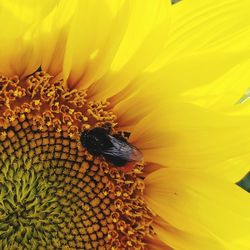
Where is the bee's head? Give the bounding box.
[80,127,112,156]
[80,130,89,147]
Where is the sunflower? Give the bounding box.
[1,0,250,249]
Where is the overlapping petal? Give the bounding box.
[145,168,250,250]
[63,0,171,99]
[151,0,250,70]
[0,0,75,77]
[181,59,250,114]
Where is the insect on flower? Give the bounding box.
[80,124,143,172]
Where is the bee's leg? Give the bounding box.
[115,131,131,140]
[113,133,126,141]
[102,122,113,133]
[123,131,131,139]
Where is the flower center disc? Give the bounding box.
[0,72,154,249]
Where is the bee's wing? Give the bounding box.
[103,136,143,162]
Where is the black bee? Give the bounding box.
[80,126,143,171]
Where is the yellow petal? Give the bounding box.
[35,0,77,76]
[0,0,60,77]
[153,218,224,250]
[145,234,172,250]
[63,0,170,96]
[211,155,250,183]
[145,168,250,249]
[151,0,250,70]
[63,0,125,88]
[182,59,250,114]
[147,50,250,99]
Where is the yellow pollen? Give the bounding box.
[115,191,122,196]
[127,241,133,246]
[0,71,154,249]
[128,230,134,235]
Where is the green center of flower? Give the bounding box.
[0,71,154,249]
[0,159,62,248]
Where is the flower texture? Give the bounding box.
[0,0,250,249]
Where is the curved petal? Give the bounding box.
[63,0,125,88]
[147,50,250,99]
[145,235,172,250]
[63,0,171,96]
[0,0,61,77]
[181,59,250,114]
[153,218,224,250]
[145,168,250,249]
[34,0,77,77]
[152,0,250,70]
